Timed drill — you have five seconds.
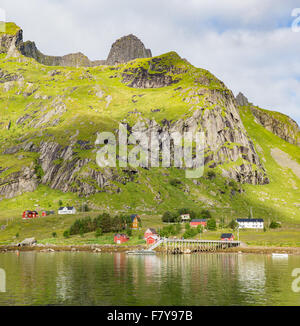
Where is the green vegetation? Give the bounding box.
[0,31,299,248]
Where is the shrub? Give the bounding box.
[16,232,19,238]
[269,221,281,229]
[197,225,203,234]
[170,179,181,187]
[63,230,70,238]
[58,200,63,207]
[207,170,216,180]
[126,229,132,237]
[95,228,103,238]
[52,232,57,238]
[207,218,217,231]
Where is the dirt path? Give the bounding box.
[271,148,300,178]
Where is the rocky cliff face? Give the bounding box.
[236,92,300,146]
[0,23,152,67]
[106,34,152,65]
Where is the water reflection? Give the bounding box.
[0,252,299,306]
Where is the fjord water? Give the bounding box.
[0,252,299,306]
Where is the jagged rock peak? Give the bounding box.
[106,34,152,65]
[236,92,249,107]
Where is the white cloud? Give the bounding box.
[1,0,300,124]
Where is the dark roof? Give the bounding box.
[191,219,207,222]
[221,233,234,238]
[59,207,75,210]
[146,228,157,233]
[130,214,140,221]
[115,234,128,238]
[236,219,264,222]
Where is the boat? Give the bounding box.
[126,249,156,255]
[272,253,289,258]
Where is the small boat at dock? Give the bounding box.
[126,249,156,255]
[272,253,289,258]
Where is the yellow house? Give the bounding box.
[130,214,141,229]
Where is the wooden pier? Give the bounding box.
[149,238,240,254]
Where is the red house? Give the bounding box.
[221,233,234,241]
[144,228,157,239]
[22,210,38,219]
[190,219,207,227]
[146,234,159,245]
[114,234,129,244]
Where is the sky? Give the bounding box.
[1,0,300,125]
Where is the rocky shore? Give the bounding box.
[0,244,299,255]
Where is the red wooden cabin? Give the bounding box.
[144,228,157,239]
[190,219,207,227]
[114,234,129,244]
[146,235,159,245]
[221,233,234,241]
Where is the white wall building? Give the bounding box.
[236,219,264,229]
[58,207,76,215]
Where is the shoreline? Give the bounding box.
[0,244,300,255]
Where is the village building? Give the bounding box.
[130,214,141,229]
[144,228,157,239]
[221,233,234,241]
[180,214,191,222]
[42,211,55,217]
[236,219,264,229]
[190,219,207,227]
[58,207,76,215]
[114,234,129,244]
[22,210,38,219]
[146,234,160,245]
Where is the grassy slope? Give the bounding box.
[0,38,299,245]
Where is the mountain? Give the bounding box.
[0,23,151,67]
[0,22,299,224]
[236,92,300,146]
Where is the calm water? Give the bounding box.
[0,252,299,306]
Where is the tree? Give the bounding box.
[162,211,175,223]
[200,209,212,219]
[228,219,239,231]
[99,213,112,233]
[207,219,217,231]
[58,200,63,207]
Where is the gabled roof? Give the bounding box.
[191,219,207,222]
[236,219,264,222]
[130,214,140,222]
[145,228,157,234]
[59,206,75,210]
[221,233,234,238]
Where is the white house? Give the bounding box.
[58,207,76,215]
[236,219,264,229]
[181,214,191,222]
